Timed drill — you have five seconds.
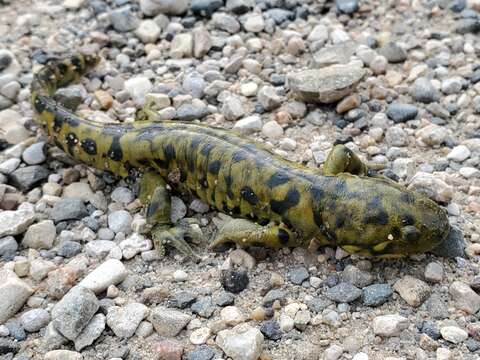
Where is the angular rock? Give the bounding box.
[9,165,50,191]
[51,286,99,340]
[44,350,83,360]
[362,284,393,307]
[216,324,264,360]
[394,276,430,307]
[22,220,56,249]
[74,313,106,351]
[51,198,88,223]
[287,65,366,104]
[106,303,149,338]
[0,270,34,324]
[373,314,409,337]
[0,205,35,237]
[449,281,480,314]
[326,283,362,303]
[150,306,191,337]
[20,308,50,332]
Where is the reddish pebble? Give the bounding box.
[152,339,183,360]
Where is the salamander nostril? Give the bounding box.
[402,225,421,243]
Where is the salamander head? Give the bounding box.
[317,176,450,258]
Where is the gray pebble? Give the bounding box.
[362,284,393,307]
[20,308,50,332]
[51,199,88,223]
[386,103,418,123]
[108,210,133,234]
[9,165,50,191]
[0,236,18,260]
[288,267,310,285]
[109,6,139,32]
[191,297,216,318]
[326,283,362,303]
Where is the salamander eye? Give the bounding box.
[402,225,421,243]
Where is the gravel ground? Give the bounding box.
[0,0,480,359]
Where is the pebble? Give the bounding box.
[74,313,105,351]
[220,306,245,326]
[408,172,453,203]
[0,204,36,237]
[373,314,409,337]
[78,259,128,294]
[140,0,189,16]
[380,42,408,63]
[0,158,20,174]
[149,306,191,337]
[221,269,249,294]
[324,344,344,360]
[258,86,282,111]
[260,320,282,340]
[436,348,451,360]
[222,95,245,121]
[0,269,34,323]
[212,13,241,33]
[446,145,471,162]
[216,323,264,360]
[170,34,193,59]
[326,283,362,303]
[362,284,393,306]
[386,103,418,123]
[287,65,366,103]
[20,308,50,332]
[124,76,152,105]
[394,276,430,307]
[191,297,215,318]
[440,326,468,344]
[342,265,373,288]
[51,198,88,223]
[111,187,134,204]
[410,78,440,103]
[424,262,444,283]
[44,350,83,360]
[9,165,50,191]
[22,220,56,249]
[449,281,480,314]
[106,303,149,338]
[0,236,17,260]
[190,327,211,345]
[441,77,463,95]
[108,210,133,234]
[51,286,99,340]
[119,233,152,259]
[22,141,46,165]
[152,338,184,360]
[261,120,283,139]
[135,19,161,43]
[109,6,139,32]
[244,14,265,33]
[172,291,197,309]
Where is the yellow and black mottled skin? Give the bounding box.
[30,54,451,258]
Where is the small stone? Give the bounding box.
[171,196,187,223]
[362,284,393,306]
[74,313,106,351]
[0,269,34,323]
[336,0,359,14]
[140,0,189,16]
[220,306,245,326]
[258,86,281,111]
[263,289,286,307]
[212,13,240,33]
[44,350,82,360]
[279,314,294,332]
[431,226,465,258]
[326,283,362,303]
[109,6,139,32]
[342,265,373,288]
[262,120,283,139]
[0,158,20,175]
[287,65,365,104]
[394,276,430,307]
[294,310,311,331]
[416,125,448,146]
[336,94,361,113]
[119,233,152,259]
[149,306,191,337]
[108,210,133,234]
[106,303,149,338]
[111,187,134,204]
[244,14,264,32]
[441,77,463,95]
[22,142,46,165]
[386,103,418,123]
[288,267,309,285]
[186,345,216,360]
[370,55,388,75]
[447,145,471,162]
[136,320,153,338]
[94,90,113,110]
[45,267,77,300]
[51,198,88,223]
[20,308,50,332]
[216,323,264,360]
[152,338,184,360]
[233,115,263,135]
[172,291,196,309]
[192,27,212,58]
[191,297,215,318]
[221,269,249,294]
[449,281,480,314]
[0,236,17,260]
[51,286,99,340]
[408,172,453,203]
[222,96,245,121]
[135,19,161,43]
[392,158,415,179]
[436,348,451,360]
[380,42,407,63]
[9,165,50,191]
[124,76,152,105]
[373,314,409,337]
[260,320,282,340]
[424,262,443,283]
[324,344,343,360]
[170,34,193,59]
[410,78,440,104]
[190,327,211,345]
[22,220,56,250]
[78,259,127,294]
[440,326,468,344]
[189,199,209,214]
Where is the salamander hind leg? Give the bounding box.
[139,171,201,260]
[323,144,369,176]
[209,218,302,249]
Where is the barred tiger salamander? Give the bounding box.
[30,54,451,259]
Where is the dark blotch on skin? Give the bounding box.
[270,188,300,215]
[266,172,290,188]
[402,214,415,226]
[241,186,259,205]
[201,143,214,157]
[278,228,290,245]
[108,136,123,161]
[208,160,222,175]
[335,216,346,229]
[364,210,389,226]
[81,138,97,155]
[53,138,64,150]
[33,96,47,114]
[164,143,176,163]
[400,192,415,204]
[311,186,325,202]
[154,158,169,169]
[225,175,234,199]
[366,195,382,212]
[232,151,247,163]
[57,62,69,76]
[71,56,83,72]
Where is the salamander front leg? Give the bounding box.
[139,172,200,260]
[323,144,369,176]
[209,218,303,249]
